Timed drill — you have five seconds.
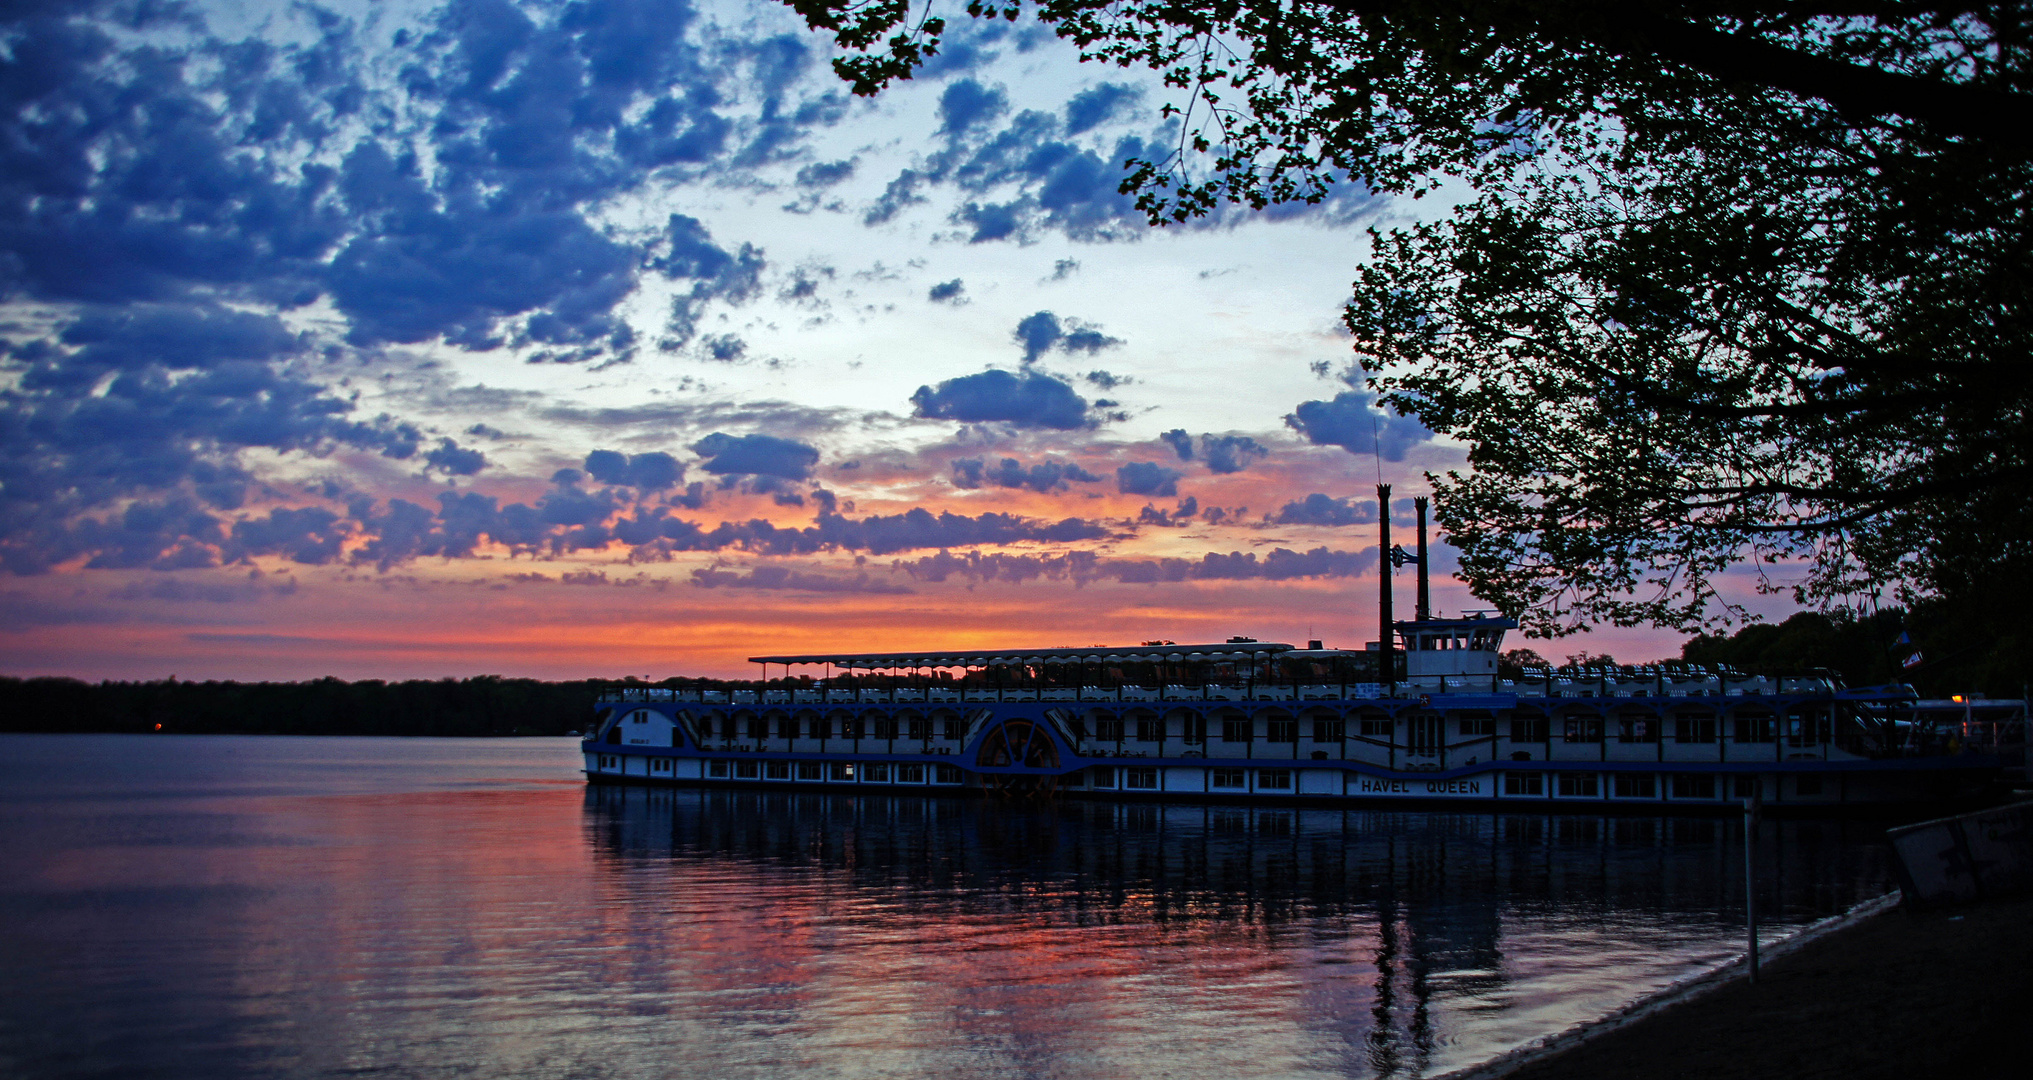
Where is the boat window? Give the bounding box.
[899,764,925,783]
[1408,715,1443,753]
[1617,717,1658,743]
[1460,717,1496,736]
[830,763,855,781]
[1511,717,1548,742]
[1360,717,1393,738]
[874,717,899,740]
[1091,767,1116,788]
[1221,719,1251,743]
[942,717,964,740]
[1180,715,1207,745]
[1613,774,1657,798]
[765,761,790,780]
[1674,717,1717,744]
[1096,717,1124,741]
[1672,774,1714,799]
[1124,768,1158,790]
[797,762,823,781]
[863,763,890,782]
[1211,769,1246,789]
[708,760,729,778]
[1256,769,1292,790]
[1563,717,1604,743]
[1135,718,1162,742]
[907,718,929,740]
[1796,774,1823,796]
[734,761,758,779]
[934,764,962,784]
[1504,772,1543,795]
[1266,718,1297,743]
[1733,776,1758,798]
[1312,717,1345,742]
[1556,772,1598,797]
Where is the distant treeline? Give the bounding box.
[1508,607,2030,699]
[0,675,614,736]
[7,606,2026,738]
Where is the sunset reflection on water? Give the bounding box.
[0,736,1893,1079]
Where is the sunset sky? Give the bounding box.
[0,0,1784,681]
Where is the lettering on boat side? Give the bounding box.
[1356,777,1484,796]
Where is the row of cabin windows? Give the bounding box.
[1089,766,1295,790]
[686,713,1824,745]
[1501,772,1767,798]
[703,759,964,783]
[1089,767,1160,789]
[698,716,965,740]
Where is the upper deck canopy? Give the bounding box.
[749,642,1301,668]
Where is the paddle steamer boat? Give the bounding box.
[583,490,2023,810]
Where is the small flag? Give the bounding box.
[1902,650,1924,669]
[1889,632,1911,651]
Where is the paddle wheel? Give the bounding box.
[974,718,1062,798]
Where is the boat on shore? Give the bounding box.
[582,491,2025,812]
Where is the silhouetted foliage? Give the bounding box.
[790,1,2033,650]
[1673,606,2031,698]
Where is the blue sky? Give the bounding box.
[0,0,1719,678]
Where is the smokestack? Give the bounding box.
[1378,484,1393,688]
[1415,496,1430,622]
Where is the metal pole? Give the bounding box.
[1378,484,1394,696]
[1414,496,1431,622]
[1745,785,1761,983]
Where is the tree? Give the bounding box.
[785,1,2033,642]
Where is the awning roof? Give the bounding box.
[749,642,1300,668]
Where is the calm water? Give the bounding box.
[0,735,1894,1080]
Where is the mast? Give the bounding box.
[1415,496,1431,622]
[1379,484,1393,693]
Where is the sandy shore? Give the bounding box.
[1456,893,2031,1080]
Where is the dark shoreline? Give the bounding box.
[1454,894,2031,1080]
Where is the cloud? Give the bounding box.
[688,432,820,480]
[1286,391,1436,461]
[1011,310,1123,364]
[928,278,967,304]
[1064,83,1141,135]
[583,449,683,490]
[654,213,767,346]
[1160,429,1269,473]
[1116,461,1182,497]
[110,575,298,604]
[950,457,1104,493]
[1084,370,1127,390]
[1047,258,1081,281]
[893,545,1376,585]
[618,505,1110,558]
[425,439,489,477]
[690,565,913,594]
[910,369,1091,430]
[1271,493,1377,527]
[228,507,348,565]
[937,79,1008,136]
[795,158,856,188]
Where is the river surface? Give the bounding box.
[0,734,1893,1079]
